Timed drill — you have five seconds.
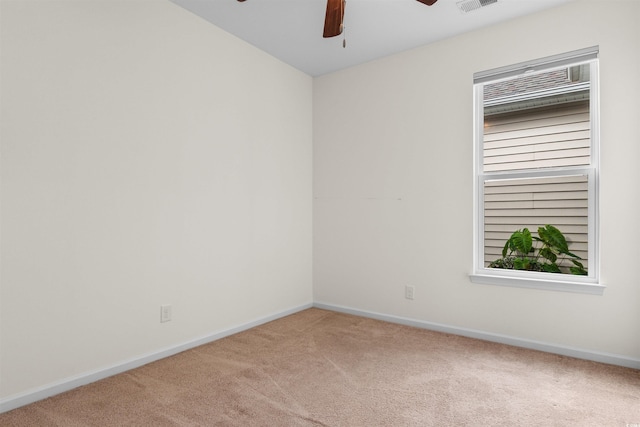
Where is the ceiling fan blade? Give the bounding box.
[323,0,345,38]
[416,0,438,5]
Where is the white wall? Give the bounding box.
[314,0,640,362]
[0,0,312,399]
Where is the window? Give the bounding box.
[470,47,603,294]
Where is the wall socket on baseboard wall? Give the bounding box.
[405,285,415,300]
[160,305,172,323]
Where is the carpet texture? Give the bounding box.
[1,308,639,426]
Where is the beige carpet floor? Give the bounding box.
[1,308,639,426]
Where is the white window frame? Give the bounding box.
[469,47,604,295]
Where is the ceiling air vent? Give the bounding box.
[457,0,498,13]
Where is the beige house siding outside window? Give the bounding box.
[483,100,590,269]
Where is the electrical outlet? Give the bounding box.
[160,305,172,323]
[405,285,415,300]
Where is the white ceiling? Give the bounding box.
[171,0,572,77]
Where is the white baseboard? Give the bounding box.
[0,303,313,414]
[313,301,640,370]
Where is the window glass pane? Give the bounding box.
[483,67,591,173]
[484,174,589,272]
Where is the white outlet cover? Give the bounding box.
[160,305,172,323]
[405,286,415,300]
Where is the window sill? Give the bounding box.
[469,273,605,295]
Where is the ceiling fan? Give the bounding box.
[237,0,438,39]
[322,0,438,38]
